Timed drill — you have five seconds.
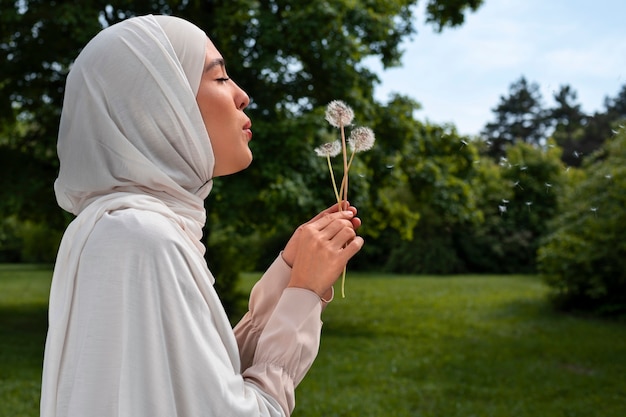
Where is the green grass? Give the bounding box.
[0,264,52,417]
[241,273,626,417]
[2,268,625,417]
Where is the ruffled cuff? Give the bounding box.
[243,287,323,416]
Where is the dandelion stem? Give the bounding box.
[338,150,356,202]
[327,155,341,204]
[340,123,349,204]
[339,124,350,298]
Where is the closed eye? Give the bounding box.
[216,77,230,83]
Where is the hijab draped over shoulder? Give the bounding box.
[42,15,325,417]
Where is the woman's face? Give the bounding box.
[196,38,252,177]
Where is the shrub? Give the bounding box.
[538,130,626,316]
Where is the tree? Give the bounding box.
[549,85,587,165]
[357,107,482,274]
[1,0,485,225]
[538,129,626,316]
[481,76,548,158]
[1,0,485,312]
[456,140,566,273]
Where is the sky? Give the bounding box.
[366,0,626,136]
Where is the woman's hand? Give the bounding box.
[284,203,364,298]
[282,202,361,268]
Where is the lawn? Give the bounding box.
[1,267,625,417]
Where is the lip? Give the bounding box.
[243,119,252,140]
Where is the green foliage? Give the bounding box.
[456,140,566,273]
[0,217,61,263]
[0,0,485,297]
[538,130,626,315]
[355,117,481,274]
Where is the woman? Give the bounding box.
[41,15,363,417]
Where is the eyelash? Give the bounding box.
[216,77,230,83]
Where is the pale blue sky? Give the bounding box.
[367,0,626,136]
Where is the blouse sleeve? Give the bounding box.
[233,254,335,415]
[242,288,325,415]
[234,254,332,371]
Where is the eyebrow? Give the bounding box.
[204,58,225,73]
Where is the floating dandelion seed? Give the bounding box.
[565,167,571,173]
[325,100,354,128]
[545,182,552,192]
[513,180,523,190]
[605,174,612,180]
[498,205,507,215]
[573,150,581,158]
[348,126,375,152]
[525,201,533,211]
[590,207,598,217]
[501,199,509,204]
[520,165,528,171]
[460,139,468,149]
[385,164,395,169]
[499,157,511,168]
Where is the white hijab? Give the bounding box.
[54,14,212,241]
[42,15,237,416]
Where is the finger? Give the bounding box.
[311,210,354,231]
[327,226,357,250]
[302,202,349,226]
[350,216,362,230]
[319,218,356,244]
[341,236,365,259]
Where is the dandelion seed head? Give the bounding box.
[325,100,354,128]
[314,141,342,157]
[347,126,375,152]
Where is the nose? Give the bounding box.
[236,83,250,110]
